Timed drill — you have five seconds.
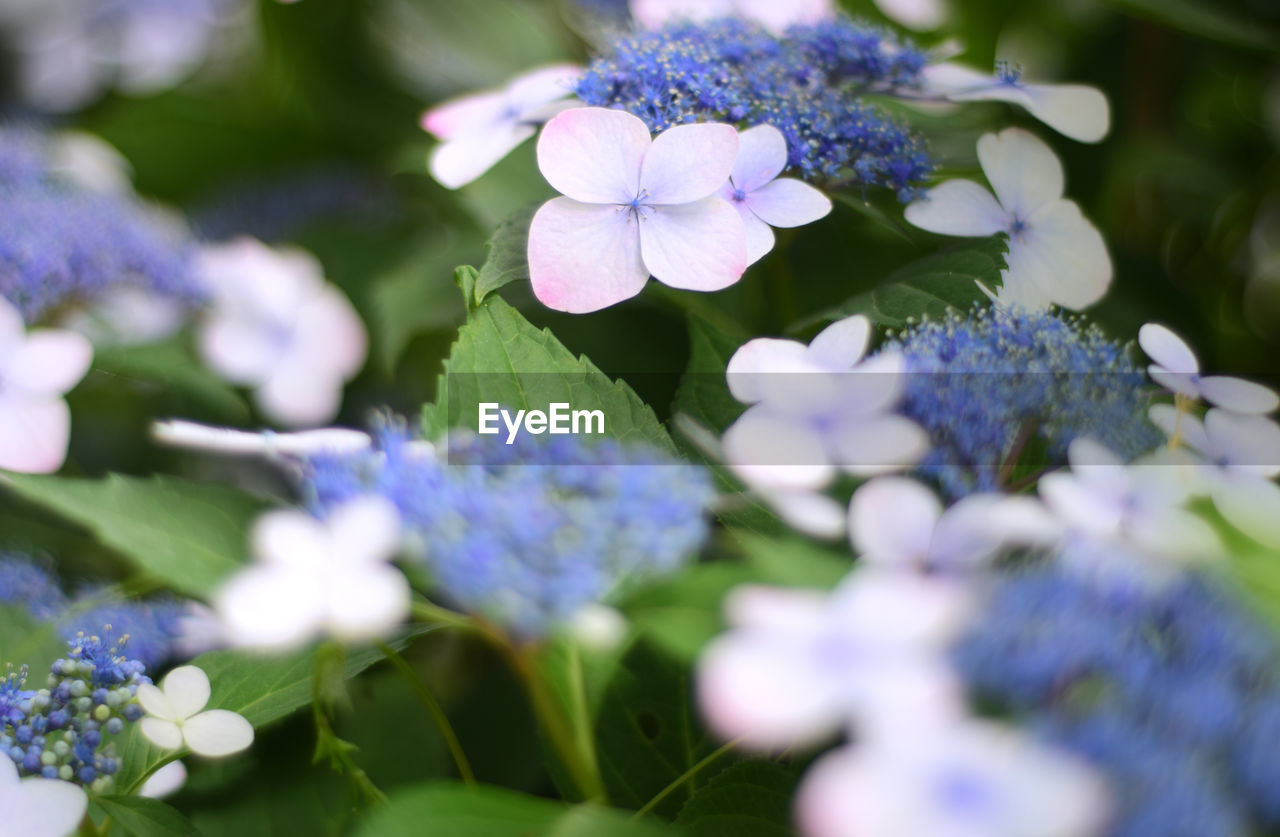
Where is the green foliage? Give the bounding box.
[90,340,250,423]
[473,204,538,305]
[671,315,747,436]
[0,474,270,597]
[674,760,802,836]
[0,603,67,676]
[95,796,203,837]
[1101,0,1280,52]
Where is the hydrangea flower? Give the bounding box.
[528,107,746,313]
[421,63,582,190]
[871,0,945,31]
[575,17,933,192]
[303,426,715,638]
[1139,323,1279,414]
[195,237,368,427]
[0,753,87,837]
[138,666,253,758]
[796,721,1110,837]
[138,760,187,799]
[0,554,68,621]
[720,125,832,264]
[629,0,834,33]
[0,297,92,475]
[880,307,1160,499]
[920,61,1110,143]
[215,498,408,652]
[152,418,373,458]
[904,128,1111,310]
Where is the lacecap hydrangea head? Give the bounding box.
[301,422,716,637]
[575,16,932,196]
[879,306,1161,498]
[0,553,68,622]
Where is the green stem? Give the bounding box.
[631,739,738,821]
[311,651,387,805]
[376,641,476,786]
[565,643,600,794]
[411,600,477,632]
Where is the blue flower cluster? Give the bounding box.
[954,558,1280,837]
[0,553,196,671]
[0,635,148,791]
[880,307,1161,498]
[575,17,933,196]
[301,424,716,637]
[0,128,200,323]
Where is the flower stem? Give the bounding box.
[565,642,601,795]
[630,739,738,821]
[376,641,475,786]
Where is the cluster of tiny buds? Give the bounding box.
[0,631,148,791]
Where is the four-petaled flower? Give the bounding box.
[0,754,87,837]
[0,297,93,475]
[1139,323,1279,414]
[138,665,254,758]
[720,125,832,265]
[905,127,1111,311]
[421,63,582,190]
[630,0,834,34]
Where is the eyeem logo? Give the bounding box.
[478,403,605,444]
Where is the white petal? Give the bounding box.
[993,249,1057,312]
[7,777,88,837]
[641,198,747,292]
[834,351,909,416]
[197,316,281,386]
[1149,367,1203,400]
[293,288,367,379]
[182,710,254,758]
[731,124,788,192]
[903,179,1008,237]
[1016,200,1112,310]
[216,565,325,652]
[745,179,832,228]
[420,90,507,140]
[0,752,15,785]
[725,337,811,404]
[1206,409,1280,477]
[150,421,371,457]
[920,62,1001,97]
[4,330,92,396]
[139,761,188,800]
[762,489,848,539]
[723,408,834,491]
[630,0,730,28]
[0,396,72,475]
[931,494,1063,569]
[795,746,896,837]
[723,585,828,631]
[977,128,1065,219]
[1023,83,1111,144]
[252,508,329,567]
[1039,472,1123,537]
[527,198,649,313]
[833,414,930,477]
[740,208,776,265]
[641,122,739,204]
[872,0,945,30]
[849,477,940,568]
[140,717,185,751]
[806,315,871,370]
[256,360,346,428]
[0,297,25,356]
[428,124,536,190]
[324,566,411,643]
[736,0,835,31]
[328,497,402,565]
[136,683,176,721]
[1199,376,1279,414]
[505,63,582,110]
[1138,323,1199,374]
[160,666,211,720]
[1211,475,1280,549]
[536,107,649,204]
[1127,507,1222,560]
[1149,403,1210,454]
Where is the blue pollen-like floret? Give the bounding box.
[879,306,1161,498]
[954,557,1280,837]
[0,553,69,622]
[575,16,933,197]
[302,423,716,637]
[0,128,201,323]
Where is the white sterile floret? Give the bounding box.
[905,128,1111,311]
[697,572,972,751]
[0,296,93,475]
[921,62,1110,143]
[138,760,188,800]
[1139,323,1279,414]
[719,125,832,264]
[630,0,834,34]
[215,497,409,651]
[850,477,1061,572]
[195,237,368,428]
[151,419,374,458]
[0,753,88,837]
[872,0,945,31]
[795,720,1111,837]
[421,63,582,190]
[138,666,254,758]
[527,107,748,313]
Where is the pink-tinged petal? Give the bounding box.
[1023,83,1111,144]
[505,63,583,109]
[746,179,832,228]
[737,0,835,31]
[197,316,281,386]
[1199,376,1279,414]
[723,408,834,491]
[183,710,254,757]
[903,179,1008,237]
[528,197,649,313]
[833,414,929,477]
[641,122,739,204]
[641,198,747,291]
[292,286,368,381]
[849,477,940,568]
[325,566,411,643]
[0,397,71,475]
[795,746,896,837]
[977,128,1065,218]
[871,0,945,30]
[1138,323,1199,374]
[731,124,788,192]
[740,207,777,265]
[723,585,828,631]
[429,124,537,190]
[806,315,871,369]
[830,571,973,646]
[1148,367,1202,400]
[725,337,811,403]
[0,297,26,356]
[419,90,506,140]
[1205,409,1280,477]
[5,330,92,396]
[630,0,730,28]
[8,777,89,837]
[1211,474,1280,549]
[161,666,211,719]
[328,497,402,565]
[536,107,650,204]
[139,718,184,751]
[256,362,345,428]
[1016,200,1112,310]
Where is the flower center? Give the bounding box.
[1008,215,1028,240]
[732,188,748,203]
[624,190,653,222]
[996,60,1022,86]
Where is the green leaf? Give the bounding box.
[674,760,801,836]
[353,781,673,837]
[0,473,270,597]
[91,339,249,422]
[622,564,755,664]
[367,238,477,369]
[796,237,1006,331]
[730,532,851,589]
[1101,0,1280,52]
[594,641,722,818]
[95,796,202,837]
[671,315,746,435]
[474,203,538,305]
[421,294,674,452]
[0,603,67,674]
